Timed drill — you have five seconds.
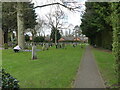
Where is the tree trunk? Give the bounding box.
[3,30,8,49]
[31,30,35,42]
[4,30,8,44]
[55,29,57,45]
[17,2,25,49]
[10,32,14,42]
[0,29,3,46]
[16,30,18,44]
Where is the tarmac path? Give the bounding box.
[74,46,105,88]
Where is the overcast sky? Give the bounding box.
[32,0,86,36]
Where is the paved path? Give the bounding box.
[74,46,105,88]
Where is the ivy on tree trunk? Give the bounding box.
[17,2,25,49]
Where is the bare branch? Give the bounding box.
[34,2,81,11]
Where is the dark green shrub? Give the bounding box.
[33,36,45,42]
[25,35,30,42]
[2,69,19,89]
[4,43,8,49]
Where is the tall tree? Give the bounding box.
[46,10,64,44]
[2,2,37,49]
[81,2,113,49]
[2,2,17,45]
[17,2,37,49]
[50,26,61,43]
[34,0,82,44]
[14,0,82,47]
[81,2,120,86]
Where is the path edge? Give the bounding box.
[71,45,87,88]
[91,46,106,88]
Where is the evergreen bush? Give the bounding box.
[2,69,19,89]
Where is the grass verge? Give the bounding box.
[2,45,85,88]
[92,48,117,87]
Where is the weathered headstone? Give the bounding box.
[59,43,62,48]
[62,43,65,49]
[73,43,76,48]
[42,44,45,51]
[45,43,49,50]
[32,45,37,60]
[55,43,58,49]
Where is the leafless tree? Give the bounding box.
[35,17,46,36]
[46,9,65,44]
[17,0,83,48]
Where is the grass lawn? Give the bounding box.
[2,45,85,88]
[92,48,117,87]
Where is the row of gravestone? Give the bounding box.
[31,42,83,46]
[31,42,84,60]
[7,42,83,48]
[41,42,84,50]
[25,42,85,51]
[41,43,66,51]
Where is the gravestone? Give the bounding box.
[73,43,76,48]
[62,43,65,49]
[45,43,49,50]
[42,44,45,51]
[32,45,37,60]
[55,43,58,49]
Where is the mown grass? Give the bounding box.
[2,45,85,88]
[92,48,117,87]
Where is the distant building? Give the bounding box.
[59,38,65,42]
[45,36,52,41]
[44,35,88,43]
[58,36,88,42]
